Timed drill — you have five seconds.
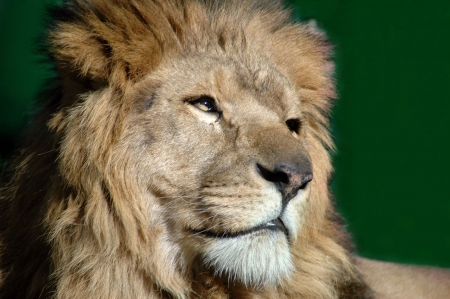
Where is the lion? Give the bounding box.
[0,0,449,298]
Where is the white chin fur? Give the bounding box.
[201,231,294,288]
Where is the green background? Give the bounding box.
[1,0,449,268]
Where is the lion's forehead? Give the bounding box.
[143,55,301,120]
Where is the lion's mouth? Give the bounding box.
[191,217,288,239]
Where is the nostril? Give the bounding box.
[256,164,289,185]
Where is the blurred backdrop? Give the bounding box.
[1,0,449,267]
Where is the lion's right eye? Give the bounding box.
[190,96,218,113]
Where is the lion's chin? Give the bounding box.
[200,231,294,288]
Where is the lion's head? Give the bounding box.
[0,0,367,298]
[131,55,315,285]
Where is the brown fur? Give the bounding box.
[2,0,443,298]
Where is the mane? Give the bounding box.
[0,0,369,298]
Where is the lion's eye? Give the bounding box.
[285,118,301,134]
[191,96,217,113]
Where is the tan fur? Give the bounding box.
[0,1,448,298]
[356,258,450,299]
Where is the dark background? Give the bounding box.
[1,0,449,268]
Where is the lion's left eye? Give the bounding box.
[191,96,218,113]
[285,118,301,134]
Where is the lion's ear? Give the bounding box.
[48,1,118,85]
[302,19,335,78]
[48,0,176,87]
[49,21,111,84]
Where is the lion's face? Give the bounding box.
[118,55,313,286]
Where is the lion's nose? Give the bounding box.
[256,163,313,204]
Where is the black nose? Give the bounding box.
[257,163,313,205]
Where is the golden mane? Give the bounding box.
[0,1,369,298]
